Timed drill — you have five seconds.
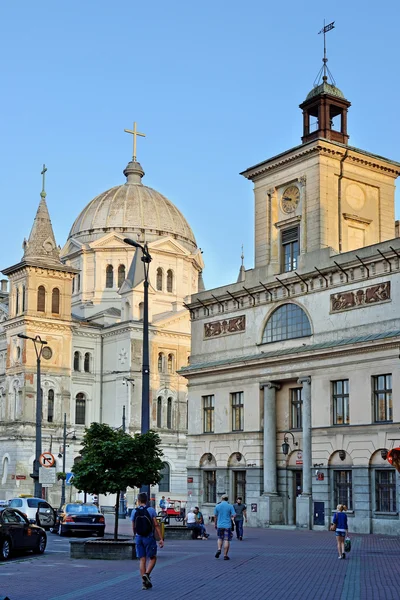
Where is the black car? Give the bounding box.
[0,508,46,560]
[56,503,105,537]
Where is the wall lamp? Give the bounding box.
[381,448,388,460]
[281,432,298,456]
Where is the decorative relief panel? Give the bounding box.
[330,282,390,313]
[204,315,246,339]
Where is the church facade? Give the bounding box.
[0,152,203,508]
[183,78,400,534]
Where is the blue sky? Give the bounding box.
[1,1,399,290]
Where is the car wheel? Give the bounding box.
[0,537,11,561]
[33,534,46,554]
[58,524,65,537]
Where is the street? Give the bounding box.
[0,516,399,600]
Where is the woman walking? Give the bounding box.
[333,505,348,559]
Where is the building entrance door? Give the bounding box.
[233,470,246,502]
[291,470,302,524]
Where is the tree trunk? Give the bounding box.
[114,491,120,541]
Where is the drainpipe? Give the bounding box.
[338,150,349,253]
[99,335,104,423]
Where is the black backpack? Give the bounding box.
[134,506,153,536]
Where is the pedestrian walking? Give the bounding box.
[232,497,247,540]
[131,492,164,590]
[214,494,235,560]
[332,504,348,559]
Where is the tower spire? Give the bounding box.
[40,164,47,199]
[314,21,336,87]
[237,244,246,283]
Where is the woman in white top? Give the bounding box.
[185,508,206,539]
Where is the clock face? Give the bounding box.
[42,346,53,360]
[281,185,300,214]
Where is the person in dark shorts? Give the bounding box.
[131,492,164,589]
[332,504,348,559]
[232,497,247,540]
[214,494,236,560]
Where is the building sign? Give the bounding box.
[251,504,257,512]
[330,282,390,313]
[15,475,26,480]
[187,477,193,483]
[296,451,303,465]
[204,316,246,339]
[39,467,56,484]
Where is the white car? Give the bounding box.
[8,497,55,528]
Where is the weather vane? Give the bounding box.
[314,20,336,87]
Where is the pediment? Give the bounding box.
[89,232,129,250]
[152,309,189,327]
[148,237,191,257]
[60,237,85,258]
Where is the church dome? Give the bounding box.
[68,161,197,251]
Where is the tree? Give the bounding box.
[72,423,164,540]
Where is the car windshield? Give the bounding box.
[9,499,23,507]
[65,504,99,514]
[27,499,47,508]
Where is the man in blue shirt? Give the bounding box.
[131,492,164,590]
[214,494,236,560]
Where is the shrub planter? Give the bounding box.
[70,539,136,560]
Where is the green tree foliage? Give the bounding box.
[72,423,164,539]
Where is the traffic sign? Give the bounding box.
[39,452,55,467]
[66,472,74,485]
[39,467,56,484]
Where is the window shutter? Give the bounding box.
[282,226,299,244]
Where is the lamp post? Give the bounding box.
[118,405,127,519]
[60,412,76,508]
[123,238,152,499]
[281,431,299,456]
[17,333,47,498]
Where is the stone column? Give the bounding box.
[262,382,280,494]
[296,376,312,528]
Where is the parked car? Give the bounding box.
[0,507,46,560]
[7,497,56,530]
[56,503,105,537]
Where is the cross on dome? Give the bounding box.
[124,122,146,162]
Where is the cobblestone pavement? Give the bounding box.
[0,517,399,600]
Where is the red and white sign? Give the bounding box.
[295,451,303,465]
[39,452,55,467]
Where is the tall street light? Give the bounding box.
[123,238,152,499]
[17,333,47,498]
[60,412,76,508]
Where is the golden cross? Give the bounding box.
[124,122,146,161]
[40,164,47,197]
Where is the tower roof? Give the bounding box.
[305,81,345,101]
[22,196,62,267]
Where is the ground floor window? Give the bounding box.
[375,469,396,512]
[158,462,170,493]
[204,470,216,504]
[233,470,246,502]
[334,470,353,510]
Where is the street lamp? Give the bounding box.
[281,431,299,456]
[123,238,152,499]
[60,412,76,508]
[17,333,47,498]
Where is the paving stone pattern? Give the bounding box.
[0,519,399,600]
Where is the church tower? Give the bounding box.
[1,168,77,490]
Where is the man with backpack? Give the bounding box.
[131,492,164,590]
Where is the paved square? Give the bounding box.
[0,519,399,600]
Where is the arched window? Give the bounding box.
[167,354,174,374]
[75,393,86,425]
[156,268,163,291]
[22,285,26,312]
[37,286,46,312]
[47,389,54,423]
[117,265,126,287]
[167,398,172,429]
[15,288,19,315]
[167,269,173,293]
[139,302,144,320]
[73,351,81,372]
[262,303,311,344]
[158,353,164,373]
[157,397,162,428]
[158,462,170,492]
[106,265,114,288]
[52,288,60,314]
[77,274,81,291]
[84,352,90,373]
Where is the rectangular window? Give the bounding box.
[334,470,353,510]
[204,470,216,504]
[282,226,299,273]
[231,392,244,432]
[332,380,350,425]
[290,388,302,429]
[234,470,246,503]
[373,374,392,422]
[376,470,396,512]
[203,395,214,433]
